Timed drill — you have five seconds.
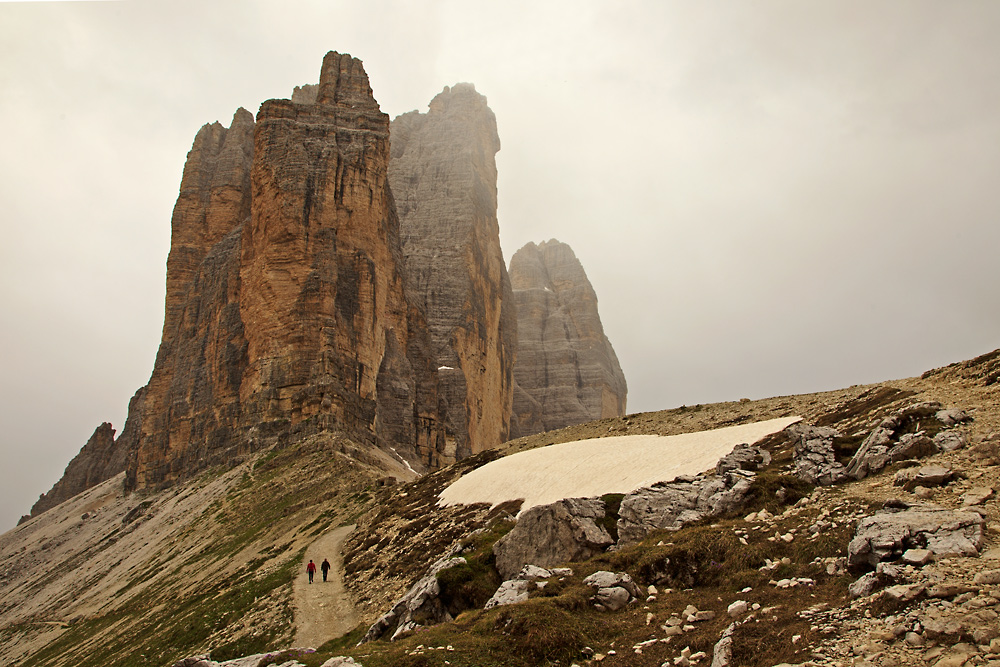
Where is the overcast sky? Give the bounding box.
[1,0,998,531]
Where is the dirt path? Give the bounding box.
[293,523,359,648]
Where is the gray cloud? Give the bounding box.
[2,0,998,530]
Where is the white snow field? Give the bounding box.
[438,416,802,513]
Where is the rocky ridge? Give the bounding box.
[508,239,627,438]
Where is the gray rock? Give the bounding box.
[319,659,362,667]
[846,403,947,480]
[790,424,847,486]
[617,470,756,544]
[484,579,532,609]
[594,586,630,611]
[361,555,467,642]
[893,465,954,491]
[716,443,771,475]
[582,570,641,598]
[961,487,994,506]
[974,569,1000,585]
[492,498,613,580]
[934,431,968,452]
[517,565,553,579]
[848,504,985,568]
[711,622,738,667]
[901,548,933,565]
[849,572,879,598]
[936,409,971,427]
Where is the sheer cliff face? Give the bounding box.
[389,84,516,462]
[508,240,627,438]
[239,51,444,465]
[128,108,254,491]
[125,52,447,491]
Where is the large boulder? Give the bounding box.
[492,498,613,579]
[847,503,985,569]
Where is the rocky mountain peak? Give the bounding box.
[509,239,627,438]
[316,51,381,111]
[388,82,515,463]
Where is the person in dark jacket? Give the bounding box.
[321,558,331,582]
[306,559,317,584]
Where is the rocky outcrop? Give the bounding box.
[28,423,126,518]
[388,83,516,464]
[362,555,467,642]
[846,402,968,480]
[492,498,613,579]
[616,468,759,544]
[847,502,986,569]
[791,423,847,486]
[125,52,449,491]
[507,240,626,438]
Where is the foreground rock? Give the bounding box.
[617,468,759,544]
[492,498,613,579]
[583,570,642,611]
[362,555,467,642]
[507,239,627,438]
[847,502,986,568]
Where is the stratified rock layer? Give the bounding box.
[126,51,448,491]
[388,83,516,463]
[239,51,444,465]
[507,239,626,437]
[125,106,255,490]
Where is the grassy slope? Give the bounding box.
[2,434,387,667]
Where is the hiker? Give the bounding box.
[306,559,317,584]
[321,558,331,582]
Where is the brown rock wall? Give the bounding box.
[508,239,627,437]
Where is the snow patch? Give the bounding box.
[438,416,801,513]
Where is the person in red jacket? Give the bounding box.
[306,559,317,584]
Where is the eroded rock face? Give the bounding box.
[492,497,613,579]
[126,52,448,491]
[124,106,255,491]
[389,83,516,464]
[507,240,626,438]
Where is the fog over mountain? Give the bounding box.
[1,0,999,531]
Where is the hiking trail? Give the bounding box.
[293,523,358,648]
